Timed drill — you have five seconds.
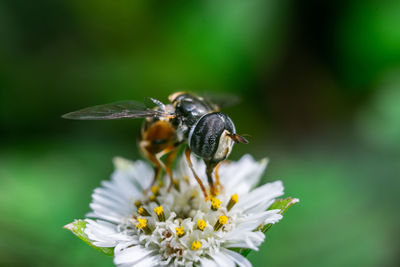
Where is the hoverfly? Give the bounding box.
[62,92,248,199]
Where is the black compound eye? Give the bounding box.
[188,112,233,160]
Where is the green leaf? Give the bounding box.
[64,219,114,256]
[239,197,299,257]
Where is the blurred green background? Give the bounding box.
[1,0,399,266]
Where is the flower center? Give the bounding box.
[125,176,240,263]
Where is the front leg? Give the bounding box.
[205,160,219,197]
[185,147,209,200]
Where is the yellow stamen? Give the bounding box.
[138,206,150,216]
[159,180,164,187]
[191,240,202,250]
[136,218,152,234]
[154,206,163,215]
[227,193,238,211]
[231,193,238,203]
[175,226,185,237]
[211,197,221,211]
[197,219,207,231]
[134,200,142,208]
[154,206,165,221]
[214,215,228,231]
[136,218,147,229]
[184,176,189,183]
[151,185,159,195]
[149,195,160,205]
[173,179,180,191]
[219,215,228,225]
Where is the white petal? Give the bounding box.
[223,231,265,250]
[235,180,284,213]
[84,219,131,247]
[263,211,283,225]
[132,255,160,267]
[200,257,219,267]
[233,210,281,232]
[210,251,236,266]
[111,157,154,195]
[220,248,252,267]
[114,244,153,265]
[88,203,125,223]
[220,154,268,195]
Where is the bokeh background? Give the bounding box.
[1,0,399,266]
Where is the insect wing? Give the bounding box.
[62,100,167,120]
[201,92,241,110]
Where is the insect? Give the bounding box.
[62,92,248,199]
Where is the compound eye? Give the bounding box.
[188,113,226,160]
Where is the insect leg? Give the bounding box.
[155,145,177,191]
[205,161,218,197]
[165,145,180,191]
[213,160,225,194]
[139,141,162,192]
[185,147,209,200]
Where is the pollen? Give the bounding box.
[154,206,163,215]
[227,193,238,211]
[136,218,147,229]
[151,185,159,195]
[197,219,207,231]
[175,226,185,237]
[134,200,142,208]
[211,197,222,211]
[214,215,228,231]
[191,240,202,250]
[154,206,165,221]
[219,215,228,225]
[231,194,238,203]
[138,206,150,216]
[136,217,152,234]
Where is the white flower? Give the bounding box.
[84,154,290,267]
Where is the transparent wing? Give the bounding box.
[201,92,241,110]
[62,100,169,120]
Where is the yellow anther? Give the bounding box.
[231,194,238,203]
[154,206,165,221]
[138,206,150,216]
[227,193,238,211]
[134,200,142,208]
[191,240,202,250]
[136,217,152,234]
[214,215,228,231]
[136,218,147,229]
[197,219,207,231]
[211,197,222,211]
[151,185,159,195]
[158,180,164,187]
[154,206,163,215]
[218,215,228,225]
[175,226,185,237]
[138,206,144,214]
[184,176,189,183]
[149,195,160,205]
[173,179,180,191]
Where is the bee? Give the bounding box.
[62,92,248,199]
